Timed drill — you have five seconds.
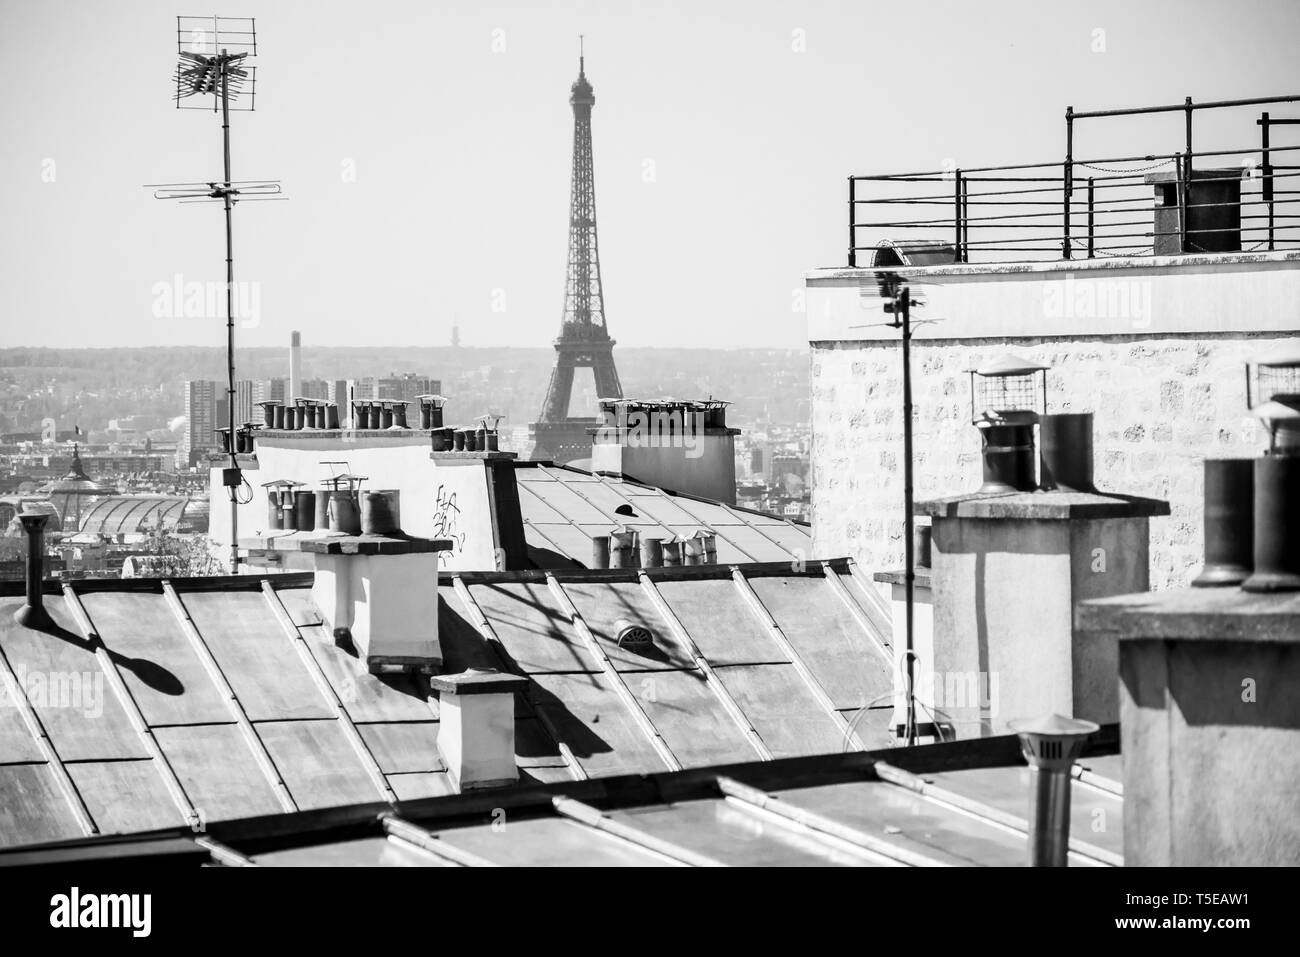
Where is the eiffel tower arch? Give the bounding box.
[529,46,624,464]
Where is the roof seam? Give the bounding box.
[823,569,895,665]
[0,629,98,837]
[160,581,298,814]
[260,581,397,806]
[728,567,869,751]
[449,574,587,782]
[544,571,683,773]
[59,585,198,830]
[636,572,772,762]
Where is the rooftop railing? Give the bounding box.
[848,94,1300,267]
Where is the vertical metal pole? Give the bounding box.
[1062,108,1074,260]
[1262,112,1275,251]
[900,287,916,747]
[848,177,857,267]
[1182,96,1193,252]
[1087,177,1095,259]
[221,50,239,572]
[953,171,963,261]
[961,176,970,263]
[1176,152,1186,255]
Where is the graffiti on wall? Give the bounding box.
[431,484,467,553]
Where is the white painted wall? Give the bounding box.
[807,251,1300,343]
[592,432,738,504]
[209,433,505,570]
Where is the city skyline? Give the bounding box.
[2,0,1298,352]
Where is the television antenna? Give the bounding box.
[148,16,286,571]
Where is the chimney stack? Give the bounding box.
[289,330,301,405]
[304,496,449,674]
[430,668,529,790]
[591,398,741,505]
[14,511,53,629]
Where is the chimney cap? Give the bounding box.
[430,667,528,696]
[1008,713,1098,737]
[1008,713,1098,770]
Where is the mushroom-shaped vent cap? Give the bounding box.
[1007,713,1099,770]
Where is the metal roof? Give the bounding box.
[517,464,812,568]
[0,733,1124,867]
[0,558,894,849]
[76,496,190,537]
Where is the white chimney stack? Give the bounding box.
[303,494,450,674]
[431,668,529,790]
[289,330,302,402]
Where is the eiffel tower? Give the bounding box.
[529,43,623,464]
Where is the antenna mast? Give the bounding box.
[150,16,284,572]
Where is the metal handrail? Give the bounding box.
[848,96,1300,266]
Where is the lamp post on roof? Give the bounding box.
[879,273,921,747]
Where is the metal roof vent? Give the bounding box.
[1008,714,1098,867]
[614,618,654,648]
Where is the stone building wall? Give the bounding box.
[811,331,1293,591]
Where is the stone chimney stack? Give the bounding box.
[431,668,529,790]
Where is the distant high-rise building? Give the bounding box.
[179,380,219,467]
[376,373,441,404]
[261,377,288,404]
[215,380,261,434]
[451,324,461,348]
[299,378,332,401]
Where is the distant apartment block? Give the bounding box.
[179,379,219,468]
[347,374,441,405]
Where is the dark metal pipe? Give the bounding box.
[1193,458,1254,587]
[295,491,315,532]
[1039,413,1095,492]
[1062,106,1073,259]
[848,177,856,267]
[1243,455,1300,592]
[1087,177,1095,258]
[14,512,52,629]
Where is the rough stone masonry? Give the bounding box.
[800,250,1300,595]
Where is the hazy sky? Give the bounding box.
[2,0,1298,352]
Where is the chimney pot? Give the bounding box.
[1039,412,1096,492]
[1242,454,1300,592]
[640,536,664,568]
[1193,458,1253,587]
[14,511,53,629]
[591,535,611,569]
